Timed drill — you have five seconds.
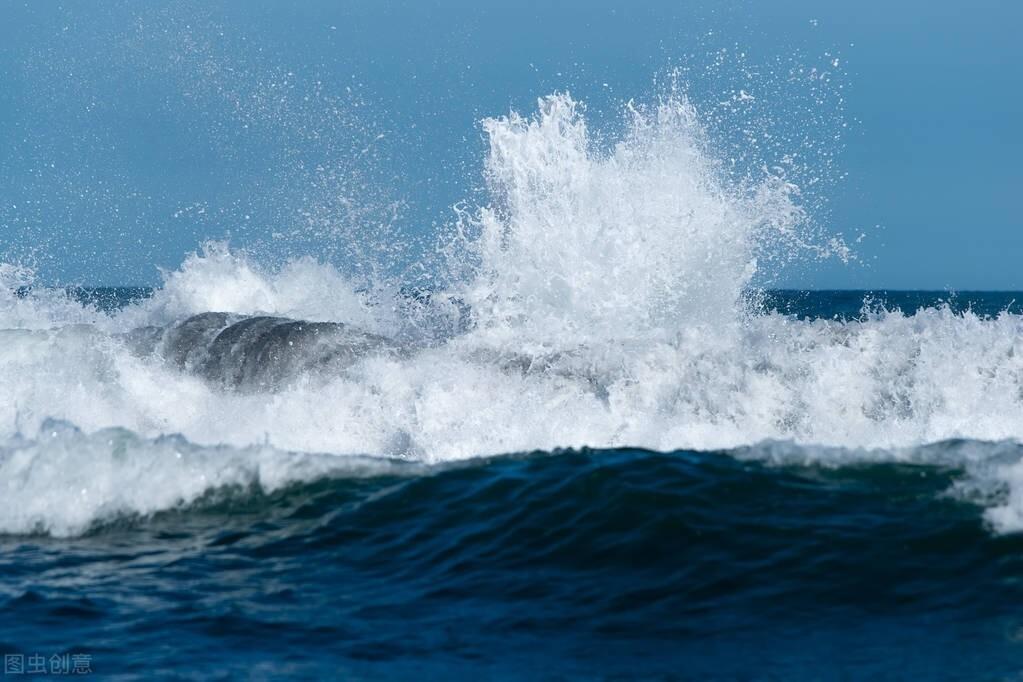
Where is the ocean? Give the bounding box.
[3,93,1023,680]
[3,283,1023,680]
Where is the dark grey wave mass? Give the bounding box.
[124,312,402,391]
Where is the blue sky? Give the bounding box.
[0,0,1020,289]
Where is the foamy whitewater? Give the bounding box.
[3,93,1023,537]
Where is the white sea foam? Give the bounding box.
[3,92,1023,534]
[456,92,805,343]
[0,420,409,537]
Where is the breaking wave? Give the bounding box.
[3,92,1023,535]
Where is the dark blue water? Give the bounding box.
[3,449,1023,680]
[3,289,1023,680]
[22,285,1023,319]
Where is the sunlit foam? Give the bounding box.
[3,92,1023,534]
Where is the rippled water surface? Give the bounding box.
[5,447,1023,680]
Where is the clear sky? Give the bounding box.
[0,0,1020,289]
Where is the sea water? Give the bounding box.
[2,93,1023,679]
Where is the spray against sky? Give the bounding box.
[0,0,1020,288]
